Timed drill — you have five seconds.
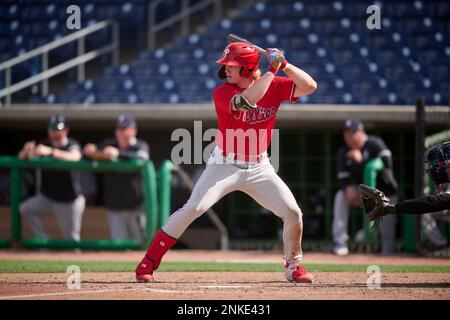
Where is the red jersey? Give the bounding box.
[212,76,298,157]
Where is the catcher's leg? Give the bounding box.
[136,162,242,282]
[240,162,313,283]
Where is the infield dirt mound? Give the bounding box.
[1,272,449,300]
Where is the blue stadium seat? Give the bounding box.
[345,2,372,18]
[323,34,347,49]
[413,32,445,48]
[352,79,378,93]
[429,63,450,81]
[339,63,367,78]
[0,3,20,19]
[384,1,425,18]
[432,1,450,18]
[331,49,360,64]
[13,0,443,105]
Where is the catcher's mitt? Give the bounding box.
[359,184,396,230]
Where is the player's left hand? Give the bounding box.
[83,143,97,154]
[346,149,363,164]
[267,48,287,74]
[34,144,53,157]
[103,146,120,160]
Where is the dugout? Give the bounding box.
[0,103,448,252]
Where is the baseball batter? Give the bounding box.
[136,42,317,283]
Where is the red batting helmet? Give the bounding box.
[216,42,259,79]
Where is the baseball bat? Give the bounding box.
[227,33,269,60]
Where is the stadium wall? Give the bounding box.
[0,104,448,129]
[0,103,448,248]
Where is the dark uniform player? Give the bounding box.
[361,141,450,219]
[333,119,399,256]
[84,115,150,243]
[19,115,85,241]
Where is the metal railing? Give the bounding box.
[0,156,158,250]
[0,20,119,107]
[362,157,385,244]
[148,0,223,51]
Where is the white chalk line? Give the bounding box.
[0,287,192,300]
[0,283,259,300]
[1,285,440,300]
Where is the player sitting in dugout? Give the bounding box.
[83,114,150,244]
[360,141,450,222]
[18,114,85,241]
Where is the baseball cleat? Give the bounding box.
[285,264,314,283]
[136,273,155,283]
[135,259,155,282]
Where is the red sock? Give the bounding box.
[136,229,177,274]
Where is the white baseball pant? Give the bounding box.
[162,146,304,266]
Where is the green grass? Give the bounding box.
[0,260,449,273]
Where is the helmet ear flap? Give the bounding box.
[239,66,246,77]
[239,66,255,78]
[218,65,226,79]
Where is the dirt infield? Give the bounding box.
[0,272,449,300]
[0,250,449,300]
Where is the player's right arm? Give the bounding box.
[51,147,81,161]
[49,140,82,161]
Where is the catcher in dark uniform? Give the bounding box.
[360,141,450,226]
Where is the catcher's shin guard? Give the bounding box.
[135,229,177,282]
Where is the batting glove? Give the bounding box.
[267,48,288,75]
